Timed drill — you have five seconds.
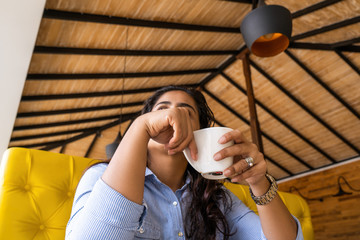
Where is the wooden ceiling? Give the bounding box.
[9,0,360,180]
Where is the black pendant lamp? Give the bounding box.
[240,0,292,57]
[106,131,122,159]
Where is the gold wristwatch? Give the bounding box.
[249,173,278,205]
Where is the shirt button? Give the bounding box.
[139,227,144,234]
[178,231,183,237]
[173,201,178,206]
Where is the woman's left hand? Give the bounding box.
[213,129,267,186]
[215,130,298,240]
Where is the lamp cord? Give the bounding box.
[252,0,257,9]
[338,176,360,192]
[255,0,265,8]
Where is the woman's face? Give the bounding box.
[152,90,201,131]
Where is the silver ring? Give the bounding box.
[245,157,254,168]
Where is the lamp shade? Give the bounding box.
[240,5,292,57]
[106,132,122,159]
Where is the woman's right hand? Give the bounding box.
[141,107,198,160]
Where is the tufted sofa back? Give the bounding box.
[0,148,100,240]
[0,147,314,240]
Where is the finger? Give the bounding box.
[168,108,194,151]
[168,108,192,147]
[218,129,247,144]
[223,158,252,177]
[187,138,198,160]
[167,123,181,147]
[167,133,194,156]
[229,165,258,182]
[231,163,266,183]
[213,143,250,161]
[167,115,186,148]
[168,128,186,148]
[185,114,197,160]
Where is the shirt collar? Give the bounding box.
[145,167,154,177]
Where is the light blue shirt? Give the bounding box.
[66,163,304,239]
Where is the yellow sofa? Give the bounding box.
[0,147,314,240]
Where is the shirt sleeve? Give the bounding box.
[66,163,146,240]
[226,190,304,240]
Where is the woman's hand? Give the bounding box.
[214,130,298,240]
[213,129,267,187]
[141,107,198,159]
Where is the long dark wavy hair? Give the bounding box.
[142,85,233,240]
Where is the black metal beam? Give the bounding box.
[335,45,360,52]
[13,112,139,131]
[34,38,360,59]
[263,155,294,177]
[11,139,67,149]
[13,115,117,131]
[223,0,252,3]
[43,9,240,33]
[10,127,98,141]
[199,55,237,87]
[331,37,360,48]
[60,144,66,153]
[41,115,135,151]
[12,114,136,150]
[199,45,246,87]
[203,87,314,171]
[291,0,342,19]
[288,42,334,51]
[26,69,215,80]
[250,60,360,154]
[335,50,360,76]
[123,119,134,136]
[285,50,360,119]
[34,46,238,56]
[33,39,349,57]
[220,72,336,163]
[84,132,100,157]
[289,40,360,52]
[291,16,360,41]
[213,119,293,176]
[17,101,144,118]
[21,84,199,101]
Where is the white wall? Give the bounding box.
[0,0,46,164]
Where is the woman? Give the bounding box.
[66,85,303,240]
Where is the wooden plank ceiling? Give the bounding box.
[9,0,360,180]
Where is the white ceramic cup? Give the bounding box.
[183,127,234,180]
